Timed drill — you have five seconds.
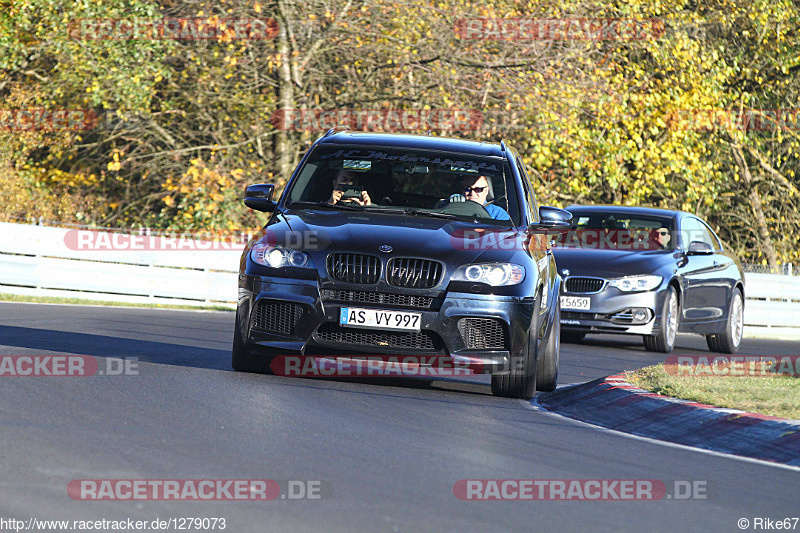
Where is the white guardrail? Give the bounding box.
[742,273,800,329]
[0,222,799,328]
[0,222,242,307]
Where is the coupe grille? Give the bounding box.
[565,277,605,293]
[252,301,302,335]
[457,318,506,350]
[562,311,600,320]
[386,258,443,289]
[321,289,434,309]
[315,323,440,351]
[327,253,380,284]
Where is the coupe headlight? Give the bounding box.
[452,263,525,286]
[251,244,312,268]
[609,275,662,292]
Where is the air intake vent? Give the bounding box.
[315,323,440,350]
[252,301,302,336]
[386,258,443,288]
[327,253,380,284]
[457,317,506,350]
[565,277,605,293]
[321,290,434,309]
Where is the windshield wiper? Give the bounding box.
[404,208,465,220]
[361,206,469,220]
[288,200,365,211]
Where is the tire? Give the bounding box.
[561,330,586,344]
[491,292,541,399]
[643,286,679,353]
[536,300,560,392]
[232,313,274,374]
[706,288,744,354]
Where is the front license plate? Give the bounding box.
[340,307,422,331]
[560,296,591,310]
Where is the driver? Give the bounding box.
[457,174,510,220]
[328,169,371,206]
[652,225,672,249]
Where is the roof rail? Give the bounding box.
[323,126,352,138]
[500,140,507,152]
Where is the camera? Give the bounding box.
[337,184,363,200]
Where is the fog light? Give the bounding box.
[633,309,647,322]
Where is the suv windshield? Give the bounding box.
[285,145,520,225]
[554,211,676,251]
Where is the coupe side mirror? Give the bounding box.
[686,240,713,255]
[528,206,573,234]
[244,184,276,212]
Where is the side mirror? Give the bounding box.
[529,206,572,234]
[687,240,713,255]
[244,184,276,212]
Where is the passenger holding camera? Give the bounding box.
[328,170,372,206]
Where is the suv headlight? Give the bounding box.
[609,275,662,292]
[251,244,312,268]
[452,263,525,286]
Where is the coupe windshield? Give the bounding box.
[554,211,676,251]
[286,146,520,225]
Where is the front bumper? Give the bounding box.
[559,283,665,335]
[240,274,540,374]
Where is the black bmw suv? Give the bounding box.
[233,130,571,399]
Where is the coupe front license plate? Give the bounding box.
[340,307,422,331]
[560,296,591,310]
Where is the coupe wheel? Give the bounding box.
[491,292,541,399]
[643,286,679,353]
[706,288,744,354]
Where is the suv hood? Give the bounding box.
[257,208,523,265]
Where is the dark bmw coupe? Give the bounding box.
[233,130,572,398]
[552,205,745,353]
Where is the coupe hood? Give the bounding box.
[551,247,676,279]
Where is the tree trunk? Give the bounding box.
[276,0,295,184]
[730,144,779,270]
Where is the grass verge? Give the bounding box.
[626,363,800,420]
[0,293,234,312]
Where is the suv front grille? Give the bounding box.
[327,253,380,284]
[457,317,506,350]
[252,301,302,335]
[315,323,440,351]
[321,289,434,309]
[386,258,443,288]
[565,277,605,293]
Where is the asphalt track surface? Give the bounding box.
[0,301,798,532]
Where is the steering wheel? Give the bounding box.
[439,198,492,218]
